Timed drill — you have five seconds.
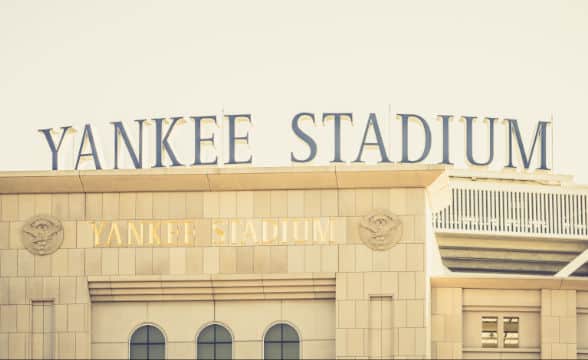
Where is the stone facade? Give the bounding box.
[431,279,588,359]
[1,166,587,359]
[0,170,431,359]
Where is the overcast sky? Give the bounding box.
[1,1,587,182]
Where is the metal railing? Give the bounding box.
[433,181,588,239]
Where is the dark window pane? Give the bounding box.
[130,325,166,360]
[481,316,498,348]
[264,324,299,360]
[148,326,165,344]
[265,325,282,342]
[197,325,232,359]
[148,344,165,359]
[198,326,215,343]
[130,344,148,360]
[198,343,214,360]
[504,316,520,348]
[283,342,299,360]
[216,343,232,359]
[215,325,232,343]
[131,327,148,343]
[282,325,299,342]
[264,343,281,360]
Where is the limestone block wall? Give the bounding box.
[335,188,428,359]
[541,289,577,359]
[578,291,588,359]
[431,288,462,359]
[0,187,429,359]
[0,194,90,359]
[431,285,584,360]
[91,299,335,359]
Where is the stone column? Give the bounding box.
[541,289,577,359]
[430,288,462,359]
[335,188,428,359]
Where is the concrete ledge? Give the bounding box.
[432,275,588,290]
[0,164,448,193]
[88,273,336,302]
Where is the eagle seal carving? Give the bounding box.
[359,209,402,251]
[21,215,64,256]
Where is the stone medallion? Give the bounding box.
[21,215,64,256]
[359,209,402,251]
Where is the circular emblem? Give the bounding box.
[21,215,64,256]
[359,209,402,251]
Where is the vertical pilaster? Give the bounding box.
[541,289,577,359]
[430,288,462,359]
[335,188,429,359]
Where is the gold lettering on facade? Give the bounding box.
[92,217,344,248]
[244,220,257,244]
[230,220,242,245]
[106,222,122,246]
[92,222,106,246]
[149,222,161,245]
[212,220,228,245]
[312,218,330,244]
[183,222,193,245]
[280,221,289,244]
[290,218,310,244]
[128,222,144,246]
[262,219,279,244]
[166,221,181,246]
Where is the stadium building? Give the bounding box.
[0,164,587,359]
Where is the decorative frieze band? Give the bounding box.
[88,273,336,302]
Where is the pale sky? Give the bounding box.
[1,1,587,182]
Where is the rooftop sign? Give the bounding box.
[38,113,551,171]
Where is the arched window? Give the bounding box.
[264,323,300,360]
[197,324,232,359]
[130,325,165,360]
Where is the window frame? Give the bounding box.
[263,322,301,360]
[481,316,499,348]
[128,323,167,360]
[479,315,521,349]
[502,316,520,348]
[196,322,234,360]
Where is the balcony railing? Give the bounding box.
[432,181,588,239]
